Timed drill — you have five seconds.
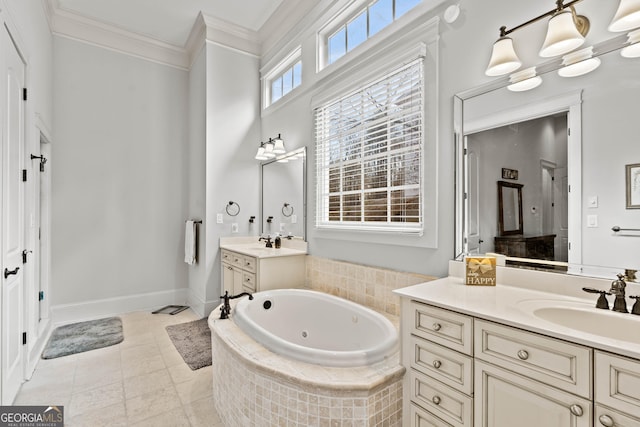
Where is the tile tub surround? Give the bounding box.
[208,312,405,426]
[305,256,436,317]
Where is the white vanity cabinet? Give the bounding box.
[220,248,305,295]
[594,351,640,426]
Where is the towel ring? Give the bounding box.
[226,201,240,216]
[282,203,294,217]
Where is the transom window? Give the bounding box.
[315,59,424,233]
[327,0,421,65]
[271,60,302,105]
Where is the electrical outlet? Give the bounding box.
[291,214,297,224]
[231,223,239,233]
[588,196,598,208]
[280,223,286,232]
[216,213,224,224]
[587,214,598,228]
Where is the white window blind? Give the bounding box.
[315,59,424,233]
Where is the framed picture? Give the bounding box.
[501,167,518,180]
[626,163,640,209]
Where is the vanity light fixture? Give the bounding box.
[621,28,640,57]
[485,0,590,76]
[557,46,601,77]
[609,0,640,32]
[255,134,286,160]
[507,67,543,92]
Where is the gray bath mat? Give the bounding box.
[166,318,211,370]
[42,317,123,359]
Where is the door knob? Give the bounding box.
[4,267,19,279]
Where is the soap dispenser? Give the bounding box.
[274,234,281,249]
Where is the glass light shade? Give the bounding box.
[558,47,601,77]
[507,67,542,92]
[621,29,640,57]
[264,142,276,158]
[272,138,286,154]
[539,11,585,57]
[486,37,522,76]
[255,146,268,160]
[609,0,640,32]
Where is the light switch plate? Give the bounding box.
[216,213,224,224]
[231,223,238,233]
[588,196,598,208]
[587,214,598,227]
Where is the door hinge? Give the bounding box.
[22,169,27,182]
[23,88,27,101]
[22,332,27,345]
[22,249,32,264]
[567,127,571,136]
[39,291,44,301]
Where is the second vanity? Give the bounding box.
[395,261,640,427]
[219,236,306,295]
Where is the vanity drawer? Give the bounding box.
[475,319,592,398]
[409,403,454,427]
[410,368,473,427]
[595,405,640,427]
[410,335,473,395]
[242,272,256,292]
[230,252,244,268]
[242,256,256,273]
[410,301,473,356]
[595,351,640,418]
[221,250,233,263]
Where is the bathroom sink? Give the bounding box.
[519,299,640,344]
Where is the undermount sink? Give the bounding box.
[518,299,640,344]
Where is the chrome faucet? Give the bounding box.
[610,274,629,313]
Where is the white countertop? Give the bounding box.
[394,275,640,360]
[220,243,306,259]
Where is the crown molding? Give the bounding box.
[46,2,262,70]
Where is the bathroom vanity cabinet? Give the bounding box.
[401,297,640,427]
[221,248,305,295]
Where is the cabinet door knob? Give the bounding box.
[227,266,233,270]
[433,360,442,369]
[598,414,615,427]
[432,323,442,331]
[517,350,529,360]
[432,396,441,405]
[569,404,583,417]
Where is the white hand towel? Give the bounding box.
[184,220,196,265]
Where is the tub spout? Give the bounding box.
[219,291,254,319]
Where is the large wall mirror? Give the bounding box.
[261,147,306,240]
[455,30,640,279]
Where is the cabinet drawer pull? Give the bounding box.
[432,323,442,331]
[569,404,583,417]
[234,258,240,263]
[517,350,529,360]
[432,396,441,405]
[227,266,233,270]
[432,360,442,369]
[246,262,251,266]
[598,415,614,427]
[245,277,251,282]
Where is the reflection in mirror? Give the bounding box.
[455,34,640,279]
[261,147,306,239]
[498,181,523,236]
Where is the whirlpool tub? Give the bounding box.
[208,289,405,426]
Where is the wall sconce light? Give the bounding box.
[485,0,590,76]
[621,28,640,57]
[557,46,601,77]
[507,67,543,92]
[609,0,640,32]
[255,134,286,160]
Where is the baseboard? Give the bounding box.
[187,290,220,319]
[25,318,53,379]
[50,288,189,326]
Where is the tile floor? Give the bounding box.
[14,310,224,427]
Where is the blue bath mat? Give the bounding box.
[42,317,123,359]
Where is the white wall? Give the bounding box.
[52,37,189,307]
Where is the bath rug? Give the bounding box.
[165,318,212,370]
[42,317,123,359]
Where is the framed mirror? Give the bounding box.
[498,181,523,236]
[260,147,306,240]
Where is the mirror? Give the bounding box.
[261,147,306,239]
[455,34,640,278]
[498,181,523,236]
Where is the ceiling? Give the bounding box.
[55,0,286,47]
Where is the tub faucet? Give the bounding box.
[610,274,629,313]
[219,291,254,319]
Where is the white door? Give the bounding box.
[465,143,482,254]
[1,25,26,405]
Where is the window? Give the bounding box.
[327,0,421,65]
[270,60,302,104]
[315,59,423,233]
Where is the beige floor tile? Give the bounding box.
[159,346,186,368]
[167,360,202,385]
[68,381,124,416]
[65,401,128,427]
[124,368,174,399]
[125,385,182,424]
[122,353,166,379]
[175,367,213,405]
[129,406,191,427]
[183,396,224,427]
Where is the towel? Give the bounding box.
[184,220,196,265]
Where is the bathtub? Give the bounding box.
[233,289,398,367]
[208,289,405,426]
